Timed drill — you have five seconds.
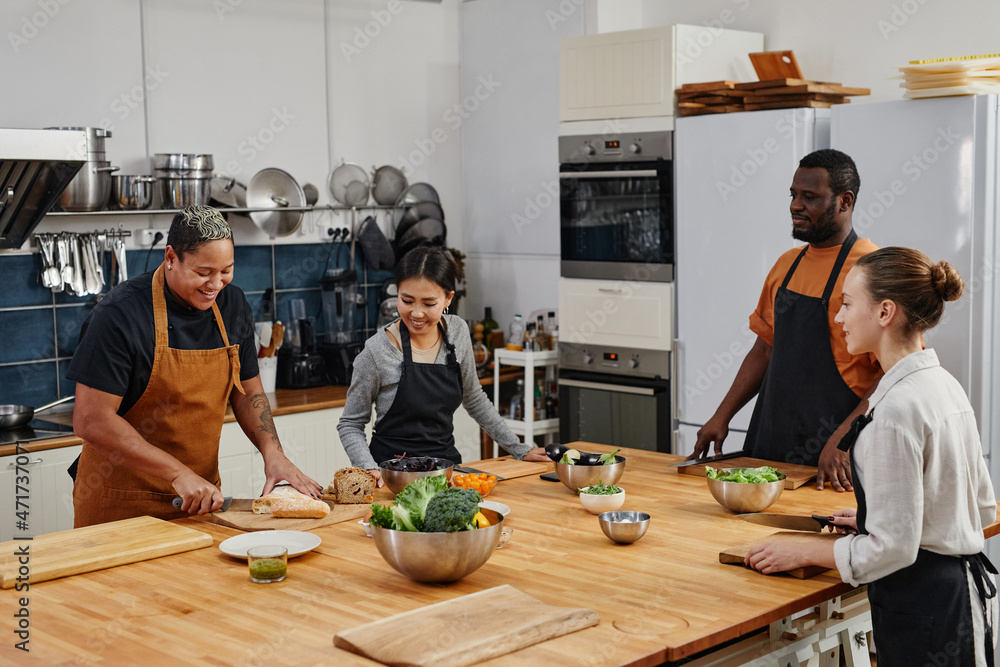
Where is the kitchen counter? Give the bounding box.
[6,443,998,665]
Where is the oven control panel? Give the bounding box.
[559,342,669,380]
[558,130,672,164]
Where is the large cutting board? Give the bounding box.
[465,457,552,481]
[334,584,600,667]
[719,531,841,579]
[199,496,381,532]
[0,516,212,588]
[677,457,817,489]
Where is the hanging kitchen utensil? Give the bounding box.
[36,235,60,290]
[370,165,408,205]
[328,162,370,206]
[396,201,445,240]
[345,179,369,206]
[394,182,440,207]
[395,218,447,262]
[356,215,396,271]
[246,168,306,237]
[209,175,248,208]
[302,183,319,206]
[113,237,128,285]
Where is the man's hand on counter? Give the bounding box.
[261,451,324,498]
[172,469,226,514]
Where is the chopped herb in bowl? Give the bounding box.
[578,482,624,495]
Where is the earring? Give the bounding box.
[444,306,449,314]
[168,264,172,269]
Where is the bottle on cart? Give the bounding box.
[535,315,550,350]
[481,307,499,350]
[546,380,559,418]
[534,379,544,420]
[547,311,558,347]
[523,322,537,351]
[507,314,525,351]
[471,323,489,376]
[509,378,524,420]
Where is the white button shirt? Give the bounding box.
[834,349,997,586]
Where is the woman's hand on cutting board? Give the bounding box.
[744,540,837,574]
[522,447,549,462]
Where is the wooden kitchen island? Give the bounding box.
[4,443,998,665]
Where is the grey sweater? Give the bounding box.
[336,314,529,469]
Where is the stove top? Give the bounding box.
[0,418,76,446]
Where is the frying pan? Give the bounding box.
[0,395,75,429]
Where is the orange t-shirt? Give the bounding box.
[749,236,881,397]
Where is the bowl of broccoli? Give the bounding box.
[705,466,786,513]
[368,476,503,582]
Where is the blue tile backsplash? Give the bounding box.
[0,239,381,406]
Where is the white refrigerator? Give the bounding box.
[831,95,1000,561]
[674,108,831,455]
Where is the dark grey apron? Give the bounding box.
[745,230,861,466]
[840,412,996,666]
[369,322,464,464]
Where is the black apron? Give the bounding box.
[840,414,997,667]
[745,230,861,466]
[369,322,465,464]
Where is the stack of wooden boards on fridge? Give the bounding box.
[897,54,1000,98]
[676,79,870,117]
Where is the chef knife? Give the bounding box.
[172,496,234,512]
[667,450,748,468]
[454,466,506,481]
[736,513,835,532]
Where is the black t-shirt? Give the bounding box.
[67,271,259,416]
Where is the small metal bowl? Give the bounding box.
[553,457,625,491]
[706,469,785,513]
[598,511,650,544]
[372,509,503,582]
[378,457,454,495]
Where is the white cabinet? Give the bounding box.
[0,445,81,541]
[249,408,352,493]
[492,349,559,456]
[559,25,763,122]
[218,422,257,500]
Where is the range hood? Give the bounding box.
[0,128,87,250]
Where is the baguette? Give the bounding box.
[332,467,376,504]
[270,495,330,519]
[251,485,302,514]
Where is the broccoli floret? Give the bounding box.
[423,487,483,533]
[369,503,394,529]
[390,475,448,531]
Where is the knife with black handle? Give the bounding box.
[737,513,850,532]
[172,496,233,512]
[667,449,748,468]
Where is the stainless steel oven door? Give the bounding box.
[558,370,671,453]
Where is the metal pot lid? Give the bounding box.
[210,176,248,208]
[371,165,408,205]
[246,168,305,237]
[397,218,447,257]
[395,182,440,207]
[397,201,445,240]
[328,162,370,206]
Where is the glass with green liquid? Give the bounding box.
[247,545,288,583]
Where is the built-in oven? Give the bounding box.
[559,129,673,283]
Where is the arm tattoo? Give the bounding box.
[250,392,282,450]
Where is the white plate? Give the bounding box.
[479,500,510,516]
[218,530,322,559]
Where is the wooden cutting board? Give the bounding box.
[199,497,381,532]
[334,584,600,667]
[676,457,817,489]
[0,516,212,588]
[465,457,553,480]
[748,51,803,80]
[719,531,841,579]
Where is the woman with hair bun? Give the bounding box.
[745,247,998,665]
[337,246,548,487]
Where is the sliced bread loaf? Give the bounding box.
[332,467,375,504]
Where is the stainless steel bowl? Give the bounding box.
[378,457,454,495]
[372,508,503,582]
[706,469,785,513]
[598,511,650,544]
[156,174,212,209]
[151,153,214,171]
[553,457,625,492]
[111,175,156,210]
